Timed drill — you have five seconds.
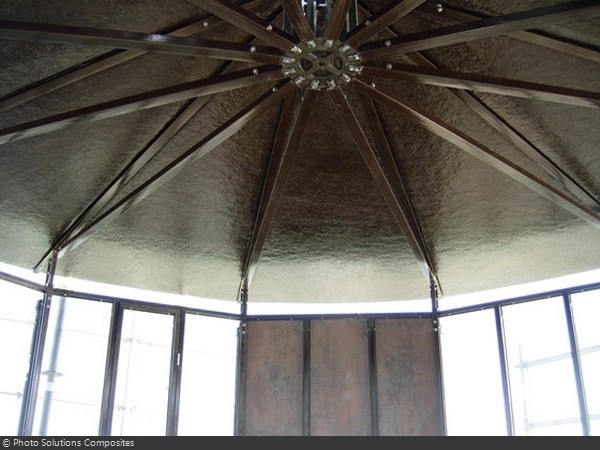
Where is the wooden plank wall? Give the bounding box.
[241,317,442,435]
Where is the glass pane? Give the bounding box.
[0,281,40,435]
[440,309,507,435]
[111,309,174,436]
[503,297,582,435]
[571,289,600,435]
[178,314,238,436]
[32,296,112,435]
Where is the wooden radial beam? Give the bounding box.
[417,1,600,64]
[238,90,297,299]
[279,0,315,41]
[0,66,284,146]
[31,55,250,272]
[57,80,298,257]
[328,87,438,287]
[353,77,600,230]
[358,93,441,293]
[323,0,354,40]
[0,20,284,63]
[358,0,600,60]
[405,52,600,213]
[353,2,600,214]
[344,0,425,48]
[191,0,295,51]
[241,88,320,292]
[0,0,277,113]
[360,63,600,108]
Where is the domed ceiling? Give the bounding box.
[0,0,599,304]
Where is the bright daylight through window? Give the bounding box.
[1,261,599,436]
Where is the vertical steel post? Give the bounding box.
[430,275,447,435]
[166,310,184,436]
[494,305,515,436]
[37,296,66,435]
[367,317,379,436]
[563,292,590,435]
[98,301,123,436]
[234,287,249,436]
[302,318,311,435]
[18,252,57,435]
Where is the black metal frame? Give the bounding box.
[1,266,599,436]
[1,0,599,437]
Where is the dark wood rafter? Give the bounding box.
[417,1,600,64]
[0,0,276,113]
[406,52,600,213]
[353,77,600,230]
[239,91,298,298]
[361,63,600,108]
[241,88,320,291]
[358,94,441,293]
[360,3,600,224]
[31,55,251,273]
[355,1,600,225]
[191,0,294,51]
[279,0,315,41]
[344,0,425,48]
[57,80,298,257]
[324,0,354,40]
[0,66,284,145]
[33,98,211,271]
[358,1,600,60]
[329,87,436,285]
[0,20,284,63]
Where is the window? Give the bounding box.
[503,297,582,435]
[440,309,507,435]
[178,314,238,435]
[571,289,600,435]
[32,297,112,435]
[111,308,175,436]
[0,281,39,435]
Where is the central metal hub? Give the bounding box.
[282,38,362,90]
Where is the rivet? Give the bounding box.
[436,3,444,13]
[386,63,392,69]
[272,86,278,92]
[202,21,209,27]
[252,68,259,75]
[385,40,391,47]
[249,46,257,53]
[324,39,334,48]
[364,19,371,26]
[371,82,376,88]
[266,24,273,31]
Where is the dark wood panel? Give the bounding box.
[375,318,443,436]
[310,319,371,436]
[243,320,304,435]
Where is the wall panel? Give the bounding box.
[243,320,304,435]
[375,318,443,436]
[310,318,371,436]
